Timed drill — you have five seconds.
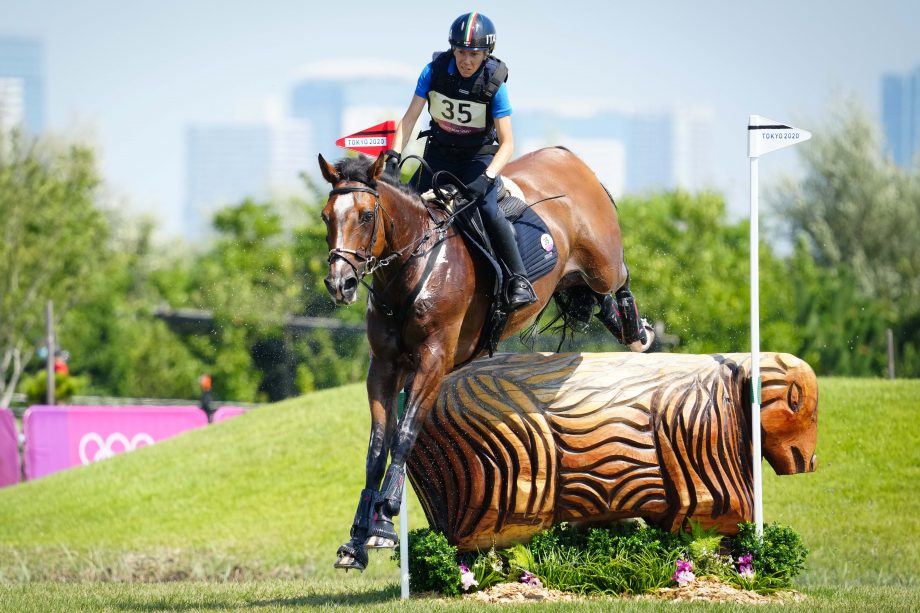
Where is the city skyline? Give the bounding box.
[881,65,920,168]
[2,1,919,238]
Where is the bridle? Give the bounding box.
[326,183,397,279]
[325,180,447,317]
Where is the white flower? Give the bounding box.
[460,569,479,591]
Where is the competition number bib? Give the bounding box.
[428,91,487,132]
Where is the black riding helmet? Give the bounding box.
[448,12,496,53]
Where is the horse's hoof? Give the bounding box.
[629,319,655,353]
[335,542,368,571]
[366,535,397,548]
[333,555,365,572]
[366,520,398,548]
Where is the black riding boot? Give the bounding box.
[486,216,537,310]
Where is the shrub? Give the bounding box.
[394,529,460,596]
[731,522,809,586]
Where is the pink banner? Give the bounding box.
[0,408,20,488]
[213,406,246,422]
[23,405,208,480]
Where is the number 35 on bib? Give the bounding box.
[428,91,487,133]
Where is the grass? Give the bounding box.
[0,375,918,609]
[0,581,918,612]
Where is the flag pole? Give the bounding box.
[746,113,810,538]
[749,146,764,537]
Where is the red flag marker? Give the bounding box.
[335,120,396,156]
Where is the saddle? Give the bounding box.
[423,177,559,357]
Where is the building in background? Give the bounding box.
[515,105,714,199]
[0,35,44,134]
[882,66,920,168]
[290,59,415,161]
[184,119,311,240]
[183,60,715,238]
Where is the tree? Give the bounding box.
[771,101,920,375]
[0,129,109,406]
[616,190,799,355]
[60,218,206,399]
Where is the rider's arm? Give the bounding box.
[392,95,427,155]
[485,115,514,179]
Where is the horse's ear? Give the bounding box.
[318,154,340,185]
[369,152,386,182]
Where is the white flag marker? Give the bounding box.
[747,115,811,537]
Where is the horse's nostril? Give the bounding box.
[323,278,335,294]
[343,277,358,292]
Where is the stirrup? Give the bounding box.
[506,275,537,310]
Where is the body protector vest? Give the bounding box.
[425,51,509,153]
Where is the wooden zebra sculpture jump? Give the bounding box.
[406,351,818,551]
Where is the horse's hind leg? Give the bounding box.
[594,278,655,352]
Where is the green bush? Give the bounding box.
[731,522,809,586]
[20,370,88,404]
[394,529,460,596]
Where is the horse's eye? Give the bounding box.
[360,210,375,223]
[320,212,329,223]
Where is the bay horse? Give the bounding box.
[318,147,654,571]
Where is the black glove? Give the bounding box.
[465,172,495,201]
[383,149,400,179]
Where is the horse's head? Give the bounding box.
[318,153,388,305]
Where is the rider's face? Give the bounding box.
[453,48,488,78]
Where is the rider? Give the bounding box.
[385,11,538,311]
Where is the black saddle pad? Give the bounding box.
[506,202,558,283]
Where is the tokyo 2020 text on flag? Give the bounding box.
[335,120,396,156]
[748,114,812,157]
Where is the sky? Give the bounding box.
[2,0,919,238]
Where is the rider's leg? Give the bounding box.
[478,181,537,309]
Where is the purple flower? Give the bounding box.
[738,553,753,566]
[672,559,695,586]
[739,564,755,579]
[521,571,543,588]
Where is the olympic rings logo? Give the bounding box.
[78,432,155,464]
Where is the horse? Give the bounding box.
[318,146,655,570]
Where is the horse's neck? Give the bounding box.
[378,183,432,257]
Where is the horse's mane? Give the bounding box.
[334,156,421,200]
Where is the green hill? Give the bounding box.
[1,377,917,586]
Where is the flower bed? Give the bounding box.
[394,520,808,599]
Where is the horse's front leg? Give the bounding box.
[366,338,456,548]
[334,357,404,571]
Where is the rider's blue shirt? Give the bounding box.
[414,58,512,118]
